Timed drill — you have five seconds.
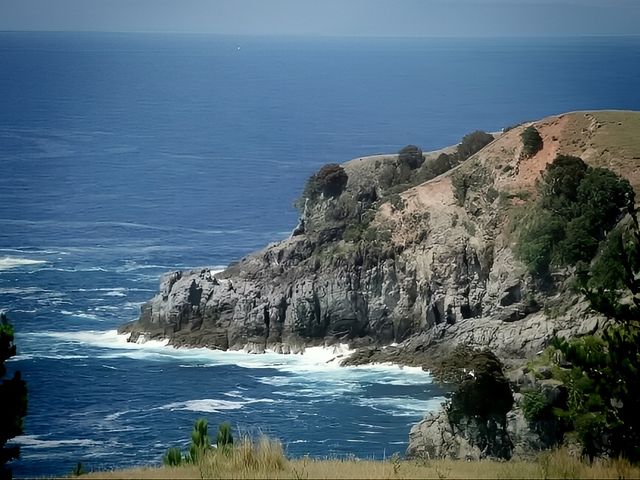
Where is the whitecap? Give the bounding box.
[59,311,102,321]
[160,399,246,413]
[104,410,133,422]
[0,257,46,271]
[13,435,101,449]
[357,396,445,417]
[0,286,48,295]
[157,397,274,414]
[103,289,127,297]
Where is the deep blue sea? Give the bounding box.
[1,32,640,477]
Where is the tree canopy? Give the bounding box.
[0,313,28,479]
[520,126,543,157]
[516,154,634,282]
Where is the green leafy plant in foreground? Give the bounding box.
[188,418,211,463]
[216,421,234,450]
[163,419,235,466]
[162,447,183,467]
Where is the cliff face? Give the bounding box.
[119,111,640,362]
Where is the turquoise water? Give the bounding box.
[1,33,639,477]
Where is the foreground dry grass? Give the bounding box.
[84,437,640,479]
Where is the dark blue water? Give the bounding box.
[1,32,640,477]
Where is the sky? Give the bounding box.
[0,0,639,37]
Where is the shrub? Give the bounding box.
[538,155,588,216]
[71,462,87,477]
[521,126,543,157]
[552,324,640,461]
[302,163,348,201]
[447,349,514,423]
[430,152,455,176]
[516,155,634,283]
[216,421,234,449]
[398,145,424,169]
[163,447,183,466]
[450,164,489,207]
[458,130,494,160]
[521,389,550,422]
[451,171,469,206]
[189,418,211,463]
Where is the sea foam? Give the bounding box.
[28,330,438,390]
[0,257,46,271]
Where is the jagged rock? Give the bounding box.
[119,112,635,362]
[407,408,515,461]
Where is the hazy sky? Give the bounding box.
[1,0,639,37]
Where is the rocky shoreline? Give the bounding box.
[119,111,640,461]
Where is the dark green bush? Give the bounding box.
[447,350,514,423]
[398,144,424,169]
[521,126,543,157]
[216,421,234,449]
[538,155,588,216]
[302,163,348,202]
[71,462,87,477]
[163,447,183,466]
[516,155,634,282]
[0,313,27,479]
[458,130,494,160]
[189,418,211,463]
[521,389,551,422]
[552,323,640,460]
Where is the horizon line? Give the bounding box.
[1,29,640,39]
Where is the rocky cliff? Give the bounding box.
[120,111,640,362]
[119,110,640,461]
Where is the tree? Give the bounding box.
[516,155,634,281]
[457,130,494,160]
[552,322,640,461]
[398,145,424,169]
[440,346,515,459]
[538,155,588,217]
[302,163,348,201]
[0,313,27,479]
[520,126,543,157]
[550,205,640,460]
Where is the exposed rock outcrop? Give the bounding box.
[118,110,640,461]
[120,112,639,361]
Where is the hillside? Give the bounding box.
[119,111,639,365]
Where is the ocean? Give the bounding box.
[1,32,639,477]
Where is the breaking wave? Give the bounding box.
[0,257,47,271]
